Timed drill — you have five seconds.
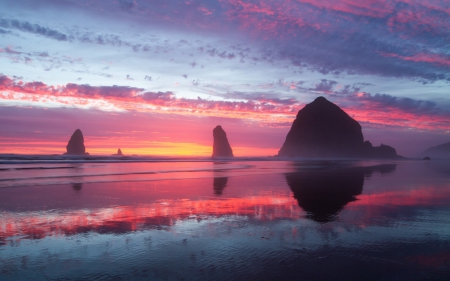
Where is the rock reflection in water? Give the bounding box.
[285,164,396,223]
[72,183,82,191]
[213,177,228,195]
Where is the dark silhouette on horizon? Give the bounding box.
[112,148,123,156]
[420,141,450,159]
[212,125,234,157]
[278,97,400,158]
[65,129,89,155]
[285,163,397,223]
[213,177,228,195]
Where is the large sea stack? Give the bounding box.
[278,97,399,158]
[212,125,234,157]
[65,129,88,155]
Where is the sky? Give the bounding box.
[1,0,450,157]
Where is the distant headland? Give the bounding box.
[420,141,450,159]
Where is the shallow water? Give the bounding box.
[1,158,450,280]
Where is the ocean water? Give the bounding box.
[1,156,450,280]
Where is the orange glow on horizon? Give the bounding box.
[0,139,279,157]
[2,74,450,158]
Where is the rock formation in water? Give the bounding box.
[278,97,400,158]
[112,148,123,156]
[65,129,88,155]
[362,141,399,159]
[212,125,234,157]
[420,141,450,159]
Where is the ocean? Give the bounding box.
[1,156,449,280]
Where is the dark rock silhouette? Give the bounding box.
[285,163,397,223]
[362,141,399,159]
[279,96,364,158]
[72,183,82,191]
[212,125,234,157]
[420,141,450,159]
[213,177,228,195]
[112,148,123,156]
[278,97,400,158]
[65,129,88,155]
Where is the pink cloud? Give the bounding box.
[198,6,214,15]
[2,75,450,133]
[0,75,303,124]
[221,0,310,37]
[297,0,395,18]
[381,52,450,68]
[217,0,450,40]
[0,46,21,54]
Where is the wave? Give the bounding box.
[0,160,260,188]
[0,166,76,171]
[0,154,278,165]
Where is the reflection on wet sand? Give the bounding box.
[0,193,300,244]
[72,183,82,191]
[286,164,397,223]
[2,161,450,281]
[213,177,228,195]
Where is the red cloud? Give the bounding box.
[218,0,450,39]
[0,75,303,122]
[381,52,450,68]
[297,0,395,18]
[344,105,450,131]
[2,75,450,131]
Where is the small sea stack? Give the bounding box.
[112,148,123,156]
[212,125,234,157]
[65,129,89,155]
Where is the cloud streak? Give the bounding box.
[0,18,68,41]
[0,75,303,122]
[3,1,450,82]
[1,75,450,131]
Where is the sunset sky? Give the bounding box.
[1,0,450,157]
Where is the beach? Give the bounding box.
[1,157,449,280]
